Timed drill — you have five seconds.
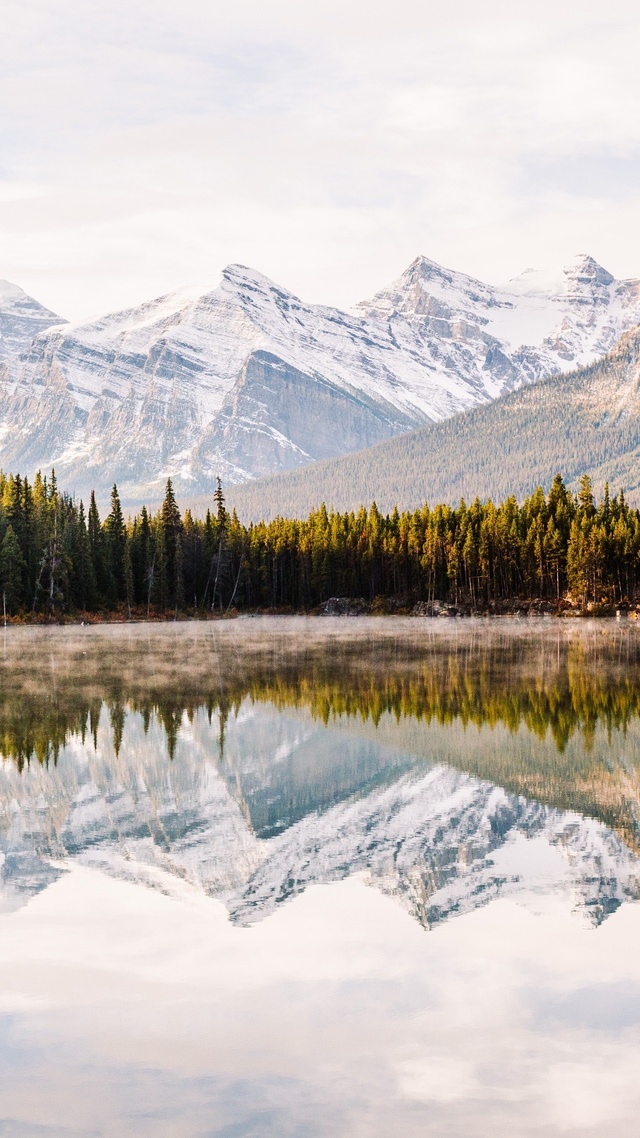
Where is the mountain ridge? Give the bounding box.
[212,322,640,521]
[3,253,640,501]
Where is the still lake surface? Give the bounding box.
[0,618,640,1137]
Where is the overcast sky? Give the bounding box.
[3,0,640,320]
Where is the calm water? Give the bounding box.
[1,618,640,1137]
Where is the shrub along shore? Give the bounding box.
[0,469,638,621]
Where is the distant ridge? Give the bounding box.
[199,323,640,521]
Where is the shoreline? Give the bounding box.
[0,599,637,626]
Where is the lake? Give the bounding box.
[0,618,639,1137]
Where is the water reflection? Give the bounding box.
[0,620,639,928]
[1,621,640,1136]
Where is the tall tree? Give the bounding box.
[0,525,25,614]
[88,491,107,600]
[103,484,126,603]
[159,479,183,609]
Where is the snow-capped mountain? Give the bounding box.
[0,279,64,374]
[358,253,640,382]
[1,703,638,930]
[3,254,640,501]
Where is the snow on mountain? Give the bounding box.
[3,254,640,500]
[0,279,64,375]
[0,703,638,930]
[357,253,640,384]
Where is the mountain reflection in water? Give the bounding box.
[0,619,639,930]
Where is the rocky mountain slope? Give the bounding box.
[3,254,640,502]
[0,703,638,929]
[220,322,640,519]
[0,279,64,375]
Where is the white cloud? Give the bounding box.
[2,0,640,318]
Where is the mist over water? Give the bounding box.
[1,619,640,1135]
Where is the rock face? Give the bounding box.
[0,703,638,930]
[4,254,640,501]
[202,350,417,478]
[0,279,64,375]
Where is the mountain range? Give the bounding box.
[220,323,640,520]
[2,253,640,504]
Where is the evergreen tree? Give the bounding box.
[154,521,168,612]
[124,537,134,618]
[0,464,636,617]
[88,492,106,601]
[209,478,228,610]
[578,474,595,517]
[158,479,182,609]
[79,501,97,610]
[0,525,25,614]
[103,484,126,603]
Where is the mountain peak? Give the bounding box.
[0,279,26,306]
[221,263,298,299]
[0,280,65,370]
[508,255,617,299]
[406,254,449,277]
[0,279,63,320]
[4,250,640,500]
[562,253,614,288]
[357,255,494,321]
[400,254,486,292]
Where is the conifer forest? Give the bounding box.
[0,469,638,618]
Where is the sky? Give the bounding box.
[3,0,640,321]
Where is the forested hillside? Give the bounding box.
[212,324,640,522]
[0,469,637,617]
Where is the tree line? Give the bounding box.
[0,469,638,616]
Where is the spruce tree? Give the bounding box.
[103,484,126,603]
[21,477,36,607]
[159,479,182,608]
[124,537,134,618]
[0,525,25,614]
[74,501,97,611]
[88,492,107,601]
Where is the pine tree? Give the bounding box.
[159,478,182,608]
[103,484,126,603]
[577,474,595,517]
[130,505,152,607]
[154,521,168,612]
[88,492,106,601]
[124,537,134,618]
[21,477,36,607]
[567,518,588,606]
[0,525,25,614]
[70,501,96,610]
[209,478,228,610]
[214,477,227,529]
[174,536,185,616]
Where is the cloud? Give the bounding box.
[2,0,640,318]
